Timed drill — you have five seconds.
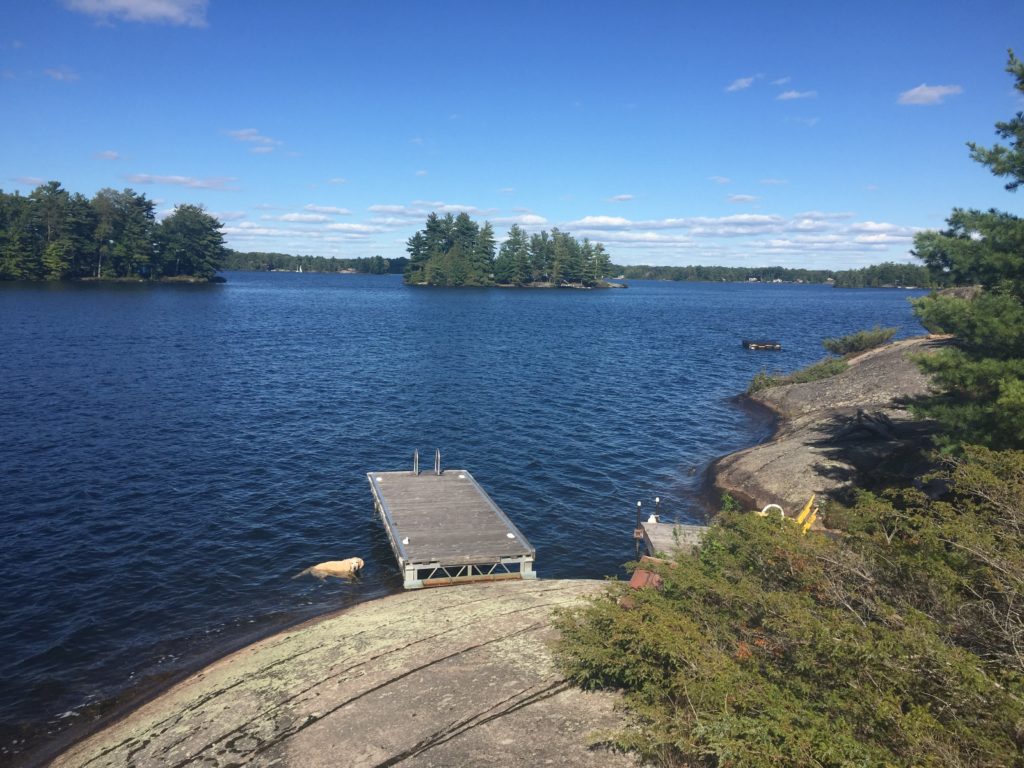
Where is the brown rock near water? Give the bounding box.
[711,336,947,517]
[50,580,636,768]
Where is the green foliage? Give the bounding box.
[831,261,943,288]
[554,449,1024,766]
[403,213,612,287]
[747,357,848,394]
[967,50,1024,192]
[223,250,407,274]
[909,51,1024,450]
[157,204,226,280]
[614,262,947,288]
[0,181,226,282]
[822,325,897,355]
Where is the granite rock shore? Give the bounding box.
[711,336,945,516]
[51,580,637,768]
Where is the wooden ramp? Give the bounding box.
[641,521,708,557]
[368,458,536,589]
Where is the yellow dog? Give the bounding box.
[293,557,364,580]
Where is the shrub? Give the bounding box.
[747,357,848,394]
[554,477,1024,767]
[822,325,897,356]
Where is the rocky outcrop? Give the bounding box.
[51,580,636,768]
[711,336,947,516]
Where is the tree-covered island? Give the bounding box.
[0,182,226,282]
[404,212,614,287]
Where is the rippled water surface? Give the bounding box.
[0,273,927,760]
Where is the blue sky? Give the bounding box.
[2,1,1023,268]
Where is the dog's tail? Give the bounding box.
[291,566,313,580]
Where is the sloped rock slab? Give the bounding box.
[712,337,946,515]
[52,580,635,768]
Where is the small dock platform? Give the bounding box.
[368,452,536,589]
[640,521,708,556]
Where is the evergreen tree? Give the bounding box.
[911,50,1024,450]
[91,188,156,278]
[470,221,496,285]
[495,224,529,285]
[402,213,611,288]
[528,231,551,282]
[157,204,226,279]
[0,191,35,280]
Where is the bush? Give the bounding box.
[554,461,1024,766]
[822,325,897,356]
[747,357,848,394]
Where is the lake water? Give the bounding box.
[0,273,927,762]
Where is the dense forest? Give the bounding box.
[224,250,408,275]
[618,261,945,288]
[0,182,226,281]
[404,212,613,287]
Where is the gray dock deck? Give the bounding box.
[641,521,708,557]
[368,467,536,589]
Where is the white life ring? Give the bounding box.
[757,503,785,518]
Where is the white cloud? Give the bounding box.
[327,177,348,185]
[415,170,428,176]
[708,175,731,185]
[226,129,280,152]
[368,204,423,216]
[790,218,832,232]
[125,173,237,190]
[412,200,495,216]
[847,221,915,236]
[493,214,549,227]
[772,76,791,86]
[687,214,783,237]
[566,215,632,228]
[853,233,913,244]
[63,0,208,26]
[44,67,79,82]
[564,213,784,237]
[270,213,331,223]
[576,230,697,245]
[777,90,817,100]
[14,176,45,186]
[367,201,495,221]
[794,210,854,221]
[898,83,963,105]
[223,225,294,238]
[726,76,755,92]
[326,222,384,234]
[608,194,634,202]
[758,178,787,185]
[727,194,758,203]
[368,216,416,227]
[305,204,351,215]
[499,187,515,194]
[95,149,120,160]
[211,210,246,221]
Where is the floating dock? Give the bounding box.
[368,452,536,589]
